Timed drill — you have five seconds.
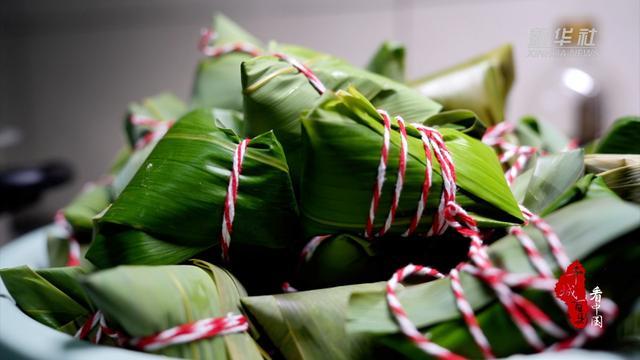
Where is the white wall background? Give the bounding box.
[1,0,639,234]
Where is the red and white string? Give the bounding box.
[299,234,333,262]
[220,138,251,262]
[381,119,615,358]
[198,28,262,57]
[482,122,536,185]
[386,265,464,360]
[272,52,327,95]
[404,127,433,237]
[75,311,247,350]
[130,313,248,351]
[75,311,125,345]
[198,25,615,355]
[198,28,326,95]
[53,115,169,267]
[54,210,81,267]
[198,28,328,95]
[129,115,174,150]
[200,26,330,285]
[281,234,333,292]
[364,110,392,239]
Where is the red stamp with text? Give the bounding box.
[554,260,588,329]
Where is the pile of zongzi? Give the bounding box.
[1,14,639,360]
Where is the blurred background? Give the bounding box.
[0,0,638,242]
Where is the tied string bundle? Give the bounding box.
[54,175,113,267]
[481,122,579,185]
[56,115,169,268]
[128,114,175,150]
[381,125,617,357]
[220,138,251,263]
[198,26,324,266]
[198,27,325,94]
[73,137,252,349]
[481,122,536,186]
[70,39,264,344]
[53,210,82,267]
[272,61,617,357]
[74,310,248,351]
[198,28,262,58]
[129,97,255,264]
[198,26,616,355]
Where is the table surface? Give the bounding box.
[0,227,627,360]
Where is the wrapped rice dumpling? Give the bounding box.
[411,44,514,126]
[113,93,188,197]
[192,14,263,111]
[347,194,640,359]
[46,94,187,267]
[54,93,187,243]
[242,50,442,186]
[81,261,263,359]
[583,116,640,203]
[124,93,187,149]
[292,234,382,290]
[86,108,299,293]
[366,41,406,82]
[242,192,639,359]
[59,183,112,243]
[593,116,640,154]
[513,115,574,153]
[300,88,523,238]
[242,282,383,360]
[0,266,93,335]
[211,108,245,136]
[292,134,583,291]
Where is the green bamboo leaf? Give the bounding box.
[346,195,640,357]
[46,234,91,268]
[511,149,584,213]
[300,88,522,238]
[516,115,572,153]
[125,93,187,148]
[61,184,111,242]
[423,109,487,139]
[191,14,264,111]
[411,44,514,126]
[294,232,475,292]
[241,195,638,359]
[296,235,381,290]
[82,263,262,359]
[366,41,406,82]
[109,145,133,174]
[538,174,597,216]
[47,233,70,267]
[242,282,383,360]
[114,93,188,197]
[376,209,640,358]
[594,116,640,154]
[0,266,91,334]
[87,109,299,294]
[212,108,245,136]
[242,53,442,187]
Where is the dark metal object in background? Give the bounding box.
[0,162,73,213]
